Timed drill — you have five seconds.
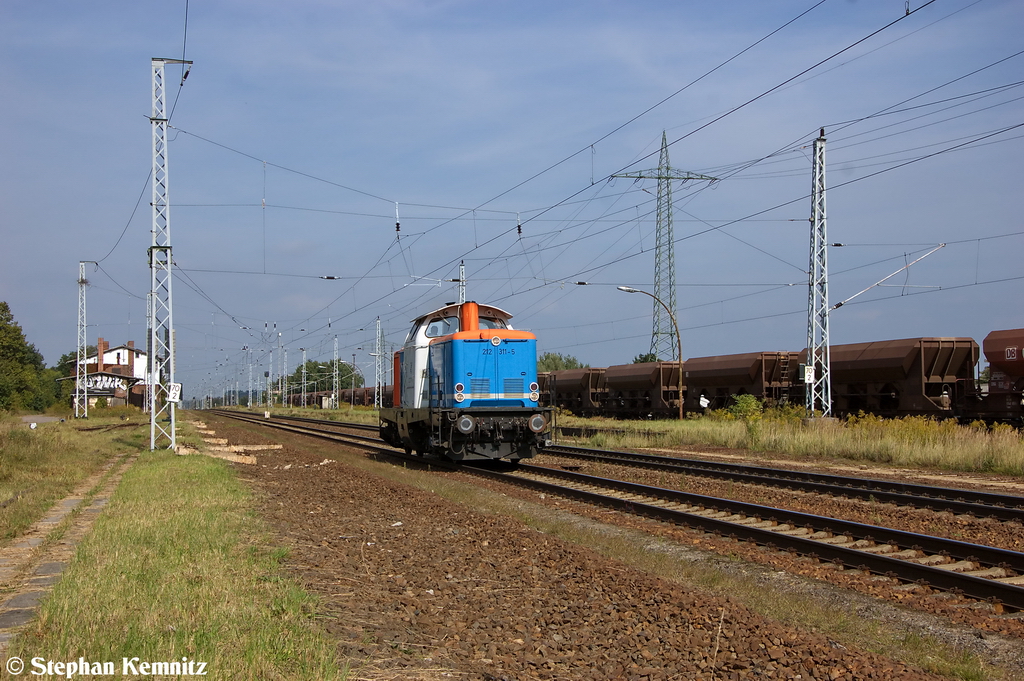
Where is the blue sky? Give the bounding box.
[2,0,1022,398]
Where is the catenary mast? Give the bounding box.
[148,58,190,449]
[805,128,832,416]
[75,261,95,418]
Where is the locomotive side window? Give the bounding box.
[404,322,422,344]
[425,316,459,338]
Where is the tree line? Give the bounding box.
[0,302,64,412]
[536,351,659,372]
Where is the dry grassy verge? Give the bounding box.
[0,414,131,543]
[4,417,346,680]
[559,412,1024,478]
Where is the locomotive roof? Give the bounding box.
[410,302,513,324]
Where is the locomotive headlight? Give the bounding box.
[528,413,548,433]
[456,414,476,434]
[455,383,465,393]
[490,336,501,346]
[529,382,539,392]
[455,392,465,403]
[530,391,540,402]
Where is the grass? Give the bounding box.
[0,412,133,543]
[4,416,347,680]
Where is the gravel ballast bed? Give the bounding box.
[224,435,947,679]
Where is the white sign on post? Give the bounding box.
[167,383,182,403]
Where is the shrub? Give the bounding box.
[728,394,762,420]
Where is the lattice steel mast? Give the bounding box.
[374,317,386,409]
[75,261,95,418]
[148,58,190,450]
[458,261,466,304]
[805,128,832,416]
[333,336,340,410]
[613,132,715,361]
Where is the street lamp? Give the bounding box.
[341,355,364,410]
[299,348,307,408]
[617,286,684,420]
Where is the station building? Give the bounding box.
[67,337,148,408]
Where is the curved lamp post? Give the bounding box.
[617,286,684,420]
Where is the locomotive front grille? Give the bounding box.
[503,378,525,397]
[470,378,490,396]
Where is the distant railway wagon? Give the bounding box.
[967,328,1024,423]
[545,367,606,416]
[550,330,1019,424]
[685,351,800,412]
[823,337,978,418]
[339,386,375,407]
[278,328,1020,426]
[285,386,390,409]
[285,391,331,408]
[603,361,682,418]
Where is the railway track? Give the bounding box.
[238,411,380,433]
[541,443,1024,523]
[202,408,1024,611]
[228,410,1024,524]
[206,409,384,449]
[463,463,1024,612]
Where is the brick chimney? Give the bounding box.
[127,340,135,377]
[96,338,107,373]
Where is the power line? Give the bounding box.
[169,126,394,203]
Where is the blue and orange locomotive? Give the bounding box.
[379,301,552,461]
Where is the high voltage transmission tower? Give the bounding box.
[614,132,716,362]
[805,128,832,416]
[148,58,190,450]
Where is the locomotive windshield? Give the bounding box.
[425,316,459,338]
[479,317,508,330]
[406,311,510,342]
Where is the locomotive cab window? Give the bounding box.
[425,316,459,338]
[479,317,508,331]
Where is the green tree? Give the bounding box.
[286,359,363,399]
[54,346,96,377]
[537,352,588,372]
[633,352,658,364]
[0,301,57,412]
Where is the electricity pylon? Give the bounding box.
[614,132,715,361]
